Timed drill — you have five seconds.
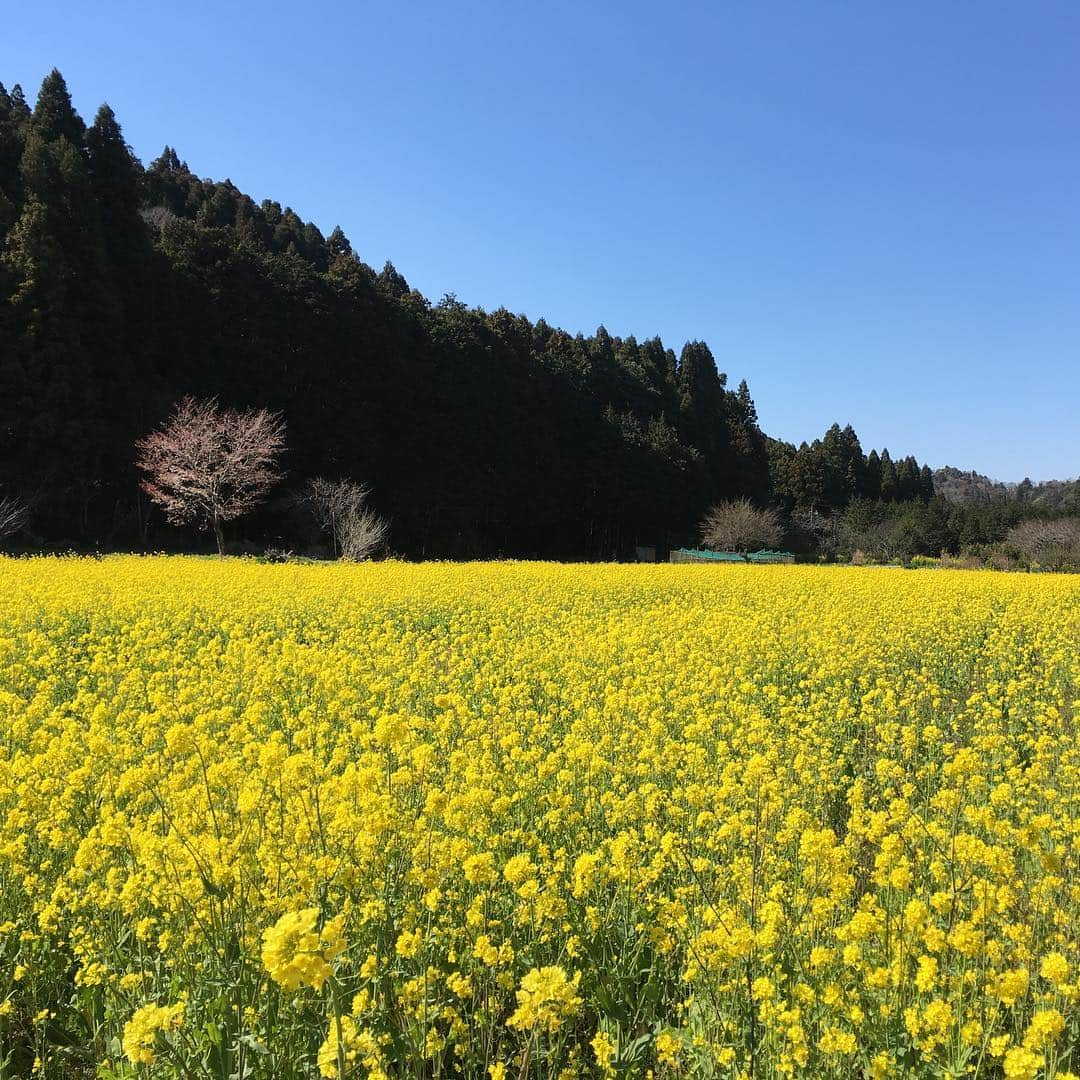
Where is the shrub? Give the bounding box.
[700,498,782,553]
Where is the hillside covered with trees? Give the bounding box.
[0,72,1070,560]
[932,467,1079,512]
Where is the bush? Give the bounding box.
[303,478,389,561]
[1005,517,1080,572]
[700,498,782,553]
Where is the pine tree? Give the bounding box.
[819,423,849,509]
[864,448,882,500]
[0,83,26,234]
[7,84,31,127]
[86,105,145,264]
[790,441,827,510]
[377,260,410,299]
[30,69,84,145]
[328,225,352,259]
[1,71,115,533]
[735,379,757,424]
[677,341,732,500]
[896,455,917,502]
[879,449,898,502]
[86,103,153,467]
[919,464,935,501]
[839,424,865,500]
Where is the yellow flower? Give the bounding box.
[818,1026,857,1055]
[655,1029,682,1066]
[869,1051,891,1079]
[503,853,536,885]
[993,968,1029,1008]
[591,1030,617,1069]
[1022,1008,1064,1048]
[507,967,581,1034]
[1,557,1078,1076]
[261,909,343,992]
[1002,1046,1044,1080]
[395,928,423,959]
[122,1002,184,1066]
[1040,952,1069,987]
[990,1035,1012,1059]
[914,954,937,993]
[473,934,500,966]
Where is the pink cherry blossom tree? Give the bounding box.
[135,396,285,555]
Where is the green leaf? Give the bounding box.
[240,1033,270,1056]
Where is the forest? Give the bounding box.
[0,71,1074,560]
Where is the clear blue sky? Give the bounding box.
[4,2,1078,481]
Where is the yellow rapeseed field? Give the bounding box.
[0,558,1077,1079]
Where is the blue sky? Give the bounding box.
[4,1,1078,480]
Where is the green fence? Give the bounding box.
[670,548,795,564]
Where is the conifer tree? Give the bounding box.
[30,69,84,145]
[7,84,30,127]
[919,464,935,501]
[0,83,26,233]
[86,105,145,265]
[1,71,114,531]
[864,448,882,500]
[678,342,729,479]
[328,225,352,259]
[735,379,757,424]
[879,449,898,502]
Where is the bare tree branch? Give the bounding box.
[1006,517,1080,571]
[304,477,388,561]
[0,496,28,540]
[700,498,782,553]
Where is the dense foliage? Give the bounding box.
[0,558,1078,1077]
[0,71,954,558]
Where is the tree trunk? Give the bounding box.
[213,516,225,557]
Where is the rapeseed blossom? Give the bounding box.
[121,1001,184,1065]
[261,909,344,991]
[0,556,1076,1076]
[507,966,581,1033]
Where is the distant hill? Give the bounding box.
[933,467,1080,513]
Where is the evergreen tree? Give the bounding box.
[7,84,31,126]
[328,225,352,259]
[879,449,898,502]
[0,83,26,234]
[377,259,411,299]
[864,448,882,500]
[678,341,735,500]
[29,69,84,145]
[819,423,849,509]
[790,441,827,510]
[86,105,145,266]
[896,455,917,502]
[839,424,865,499]
[735,379,757,424]
[919,464,935,501]
[86,103,153,477]
[1,71,116,532]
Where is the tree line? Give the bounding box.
[0,71,1071,560]
[932,467,1080,513]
